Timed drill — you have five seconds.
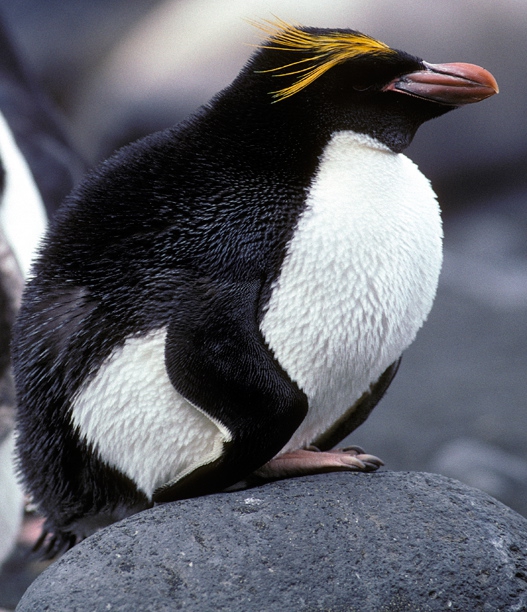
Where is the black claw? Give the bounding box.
[32,526,79,560]
[339,445,366,455]
[32,529,49,554]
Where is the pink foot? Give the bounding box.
[252,445,384,480]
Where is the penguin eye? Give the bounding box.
[352,83,373,92]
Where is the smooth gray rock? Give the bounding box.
[17,471,527,612]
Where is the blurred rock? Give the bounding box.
[0,14,86,221]
[441,193,527,311]
[0,0,162,113]
[16,472,527,611]
[431,438,527,509]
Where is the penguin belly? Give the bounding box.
[260,130,443,453]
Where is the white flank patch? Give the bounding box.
[70,328,232,498]
[260,130,443,452]
[0,430,24,567]
[0,111,47,278]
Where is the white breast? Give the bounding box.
[260,130,443,453]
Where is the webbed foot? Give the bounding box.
[252,445,384,480]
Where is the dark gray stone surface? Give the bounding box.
[16,471,527,612]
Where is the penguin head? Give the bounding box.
[233,19,498,153]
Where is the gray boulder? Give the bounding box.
[17,471,527,611]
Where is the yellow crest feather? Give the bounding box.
[249,18,396,102]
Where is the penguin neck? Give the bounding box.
[196,85,418,179]
[322,130,393,156]
[196,94,327,179]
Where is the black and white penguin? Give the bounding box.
[13,19,498,556]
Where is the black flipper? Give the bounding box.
[153,276,308,502]
[312,358,401,451]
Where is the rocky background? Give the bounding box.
[0,1,525,609]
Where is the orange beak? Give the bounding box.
[383,61,499,105]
